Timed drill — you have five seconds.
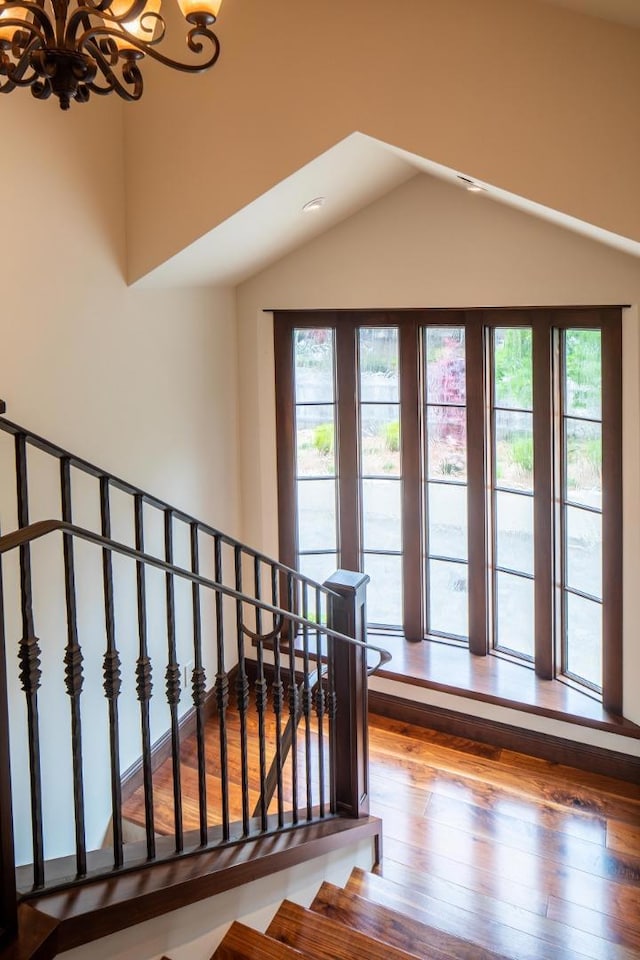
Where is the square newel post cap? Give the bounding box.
[323,569,370,596]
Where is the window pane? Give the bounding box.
[494,328,533,410]
[495,572,534,658]
[565,593,602,689]
[294,329,334,403]
[363,553,402,627]
[495,411,534,492]
[362,480,402,552]
[425,327,466,405]
[297,480,337,551]
[426,406,467,481]
[565,419,601,509]
[298,553,337,588]
[564,329,601,420]
[359,328,399,402]
[496,491,534,576]
[566,506,602,600]
[296,405,335,477]
[360,404,401,477]
[427,482,468,561]
[428,559,468,639]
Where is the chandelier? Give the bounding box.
[0,0,222,109]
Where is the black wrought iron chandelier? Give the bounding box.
[0,0,222,109]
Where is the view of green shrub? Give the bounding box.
[384,420,400,452]
[511,435,533,473]
[313,422,334,455]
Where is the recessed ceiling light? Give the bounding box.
[302,197,327,213]
[457,175,487,194]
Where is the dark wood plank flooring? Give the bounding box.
[122,695,640,958]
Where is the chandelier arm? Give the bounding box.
[78,22,219,71]
[65,0,149,48]
[0,37,41,92]
[0,2,55,44]
[84,37,142,100]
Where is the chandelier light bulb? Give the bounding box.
[0,0,223,109]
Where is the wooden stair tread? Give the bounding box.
[210,922,310,960]
[267,898,422,960]
[347,868,640,960]
[310,881,510,960]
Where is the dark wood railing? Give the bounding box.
[0,405,390,946]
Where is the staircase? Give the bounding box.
[212,868,510,960]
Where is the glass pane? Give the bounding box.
[296,405,335,477]
[298,553,337,589]
[425,327,466,405]
[428,559,468,639]
[494,328,533,410]
[565,419,602,509]
[427,483,468,561]
[362,480,402,552]
[495,572,534,658]
[427,406,467,481]
[564,329,601,420]
[294,328,334,403]
[359,328,399,402]
[565,593,602,689]
[360,404,401,477]
[495,491,534,576]
[495,411,534,492]
[297,480,337,551]
[566,506,602,600]
[364,554,402,627]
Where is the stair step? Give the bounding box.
[267,898,421,960]
[310,881,510,960]
[347,867,640,960]
[210,921,310,959]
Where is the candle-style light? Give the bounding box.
[0,0,222,109]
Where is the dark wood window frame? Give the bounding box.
[274,308,623,714]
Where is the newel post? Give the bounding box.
[0,560,17,940]
[324,570,370,819]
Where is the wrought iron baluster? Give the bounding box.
[164,510,183,852]
[271,564,285,827]
[0,557,17,935]
[61,458,87,878]
[190,522,208,847]
[301,582,313,820]
[15,434,45,890]
[326,590,338,817]
[314,585,326,818]
[100,476,124,869]
[214,535,230,841]
[234,545,250,836]
[287,572,299,825]
[134,495,155,861]
[253,557,268,832]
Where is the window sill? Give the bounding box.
[372,634,640,740]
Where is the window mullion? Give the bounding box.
[533,313,554,680]
[601,310,623,714]
[336,318,360,573]
[465,313,489,656]
[400,317,423,641]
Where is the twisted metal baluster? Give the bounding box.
[61,457,87,877]
[134,495,155,860]
[214,535,230,841]
[190,523,208,847]
[164,510,183,852]
[314,586,327,818]
[301,582,313,820]
[271,565,285,827]
[254,557,268,832]
[286,573,299,825]
[100,476,124,869]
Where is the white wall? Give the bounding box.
[236,173,640,737]
[0,94,242,862]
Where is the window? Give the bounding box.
[274,309,622,712]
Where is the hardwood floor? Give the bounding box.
[122,695,640,959]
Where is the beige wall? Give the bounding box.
[125,0,640,281]
[1,94,241,858]
[236,173,640,741]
